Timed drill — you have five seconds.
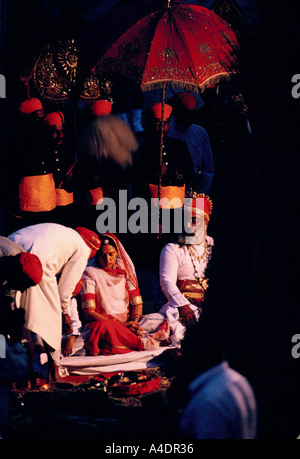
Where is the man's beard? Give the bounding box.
[178,227,206,245]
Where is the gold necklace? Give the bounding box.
[187,239,212,291]
[187,239,212,264]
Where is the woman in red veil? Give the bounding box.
[80,233,169,355]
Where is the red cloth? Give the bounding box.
[87,100,112,116]
[85,318,144,355]
[19,97,43,115]
[72,278,84,297]
[75,227,101,258]
[149,102,172,120]
[172,92,197,110]
[44,111,64,126]
[17,252,43,286]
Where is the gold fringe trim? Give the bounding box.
[141,71,237,93]
[199,71,237,91]
[112,345,131,350]
[141,80,200,93]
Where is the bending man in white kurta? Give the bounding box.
[8,223,101,357]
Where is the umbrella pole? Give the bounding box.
[158,86,166,238]
[158,86,165,203]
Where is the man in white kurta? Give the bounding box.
[139,194,213,346]
[8,223,100,352]
[159,237,213,346]
[158,193,214,347]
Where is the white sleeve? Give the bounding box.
[57,246,90,312]
[67,298,82,336]
[159,245,189,308]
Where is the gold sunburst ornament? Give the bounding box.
[33,40,79,101]
[33,45,72,101]
[56,39,79,84]
[80,74,113,101]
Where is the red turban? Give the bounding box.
[149,103,173,120]
[44,111,65,126]
[172,92,197,111]
[17,252,43,286]
[75,227,101,258]
[19,98,43,115]
[87,100,112,116]
[189,192,213,223]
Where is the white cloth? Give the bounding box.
[60,347,174,375]
[8,223,91,350]
[159,237,213,346]
[66,298,82,337]
[139,313,166,334]
[180,362,257,439]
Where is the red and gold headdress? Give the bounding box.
[186,191,213,223]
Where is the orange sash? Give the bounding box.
[149,183,185,208]
[55,188,74,206]
[19,174,56,212]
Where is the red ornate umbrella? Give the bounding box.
[93,0,239,92]
[80,0,240,201]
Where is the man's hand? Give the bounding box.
[62,313,73,335]
[63,335,76,357]
[124,321,144,336]
[179,304,196,325]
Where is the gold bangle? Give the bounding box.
[130,295,143,306]
[82,299,96,310]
